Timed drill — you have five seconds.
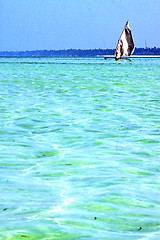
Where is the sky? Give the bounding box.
[0,0,160,51]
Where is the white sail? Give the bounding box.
[114,21,135,60]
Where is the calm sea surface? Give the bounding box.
[0,57,160,240]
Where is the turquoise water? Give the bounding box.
[0,57,160,239]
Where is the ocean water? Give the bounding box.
[0,57,160,240]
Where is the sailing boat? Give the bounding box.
[114,20,135,60]
[104,21,135,60]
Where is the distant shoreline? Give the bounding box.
[1,55,160,59]
[0,47,160,57]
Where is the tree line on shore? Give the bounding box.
[0,47,160,57]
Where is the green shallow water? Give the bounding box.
[0,57,160,239]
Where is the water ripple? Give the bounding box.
[1,57,160,239]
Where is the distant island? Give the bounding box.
[0,47,160,57]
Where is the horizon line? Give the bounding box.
[0,46,160,52]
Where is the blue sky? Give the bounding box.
[0,0,160,51]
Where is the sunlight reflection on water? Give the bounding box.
[1,57,160,239]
